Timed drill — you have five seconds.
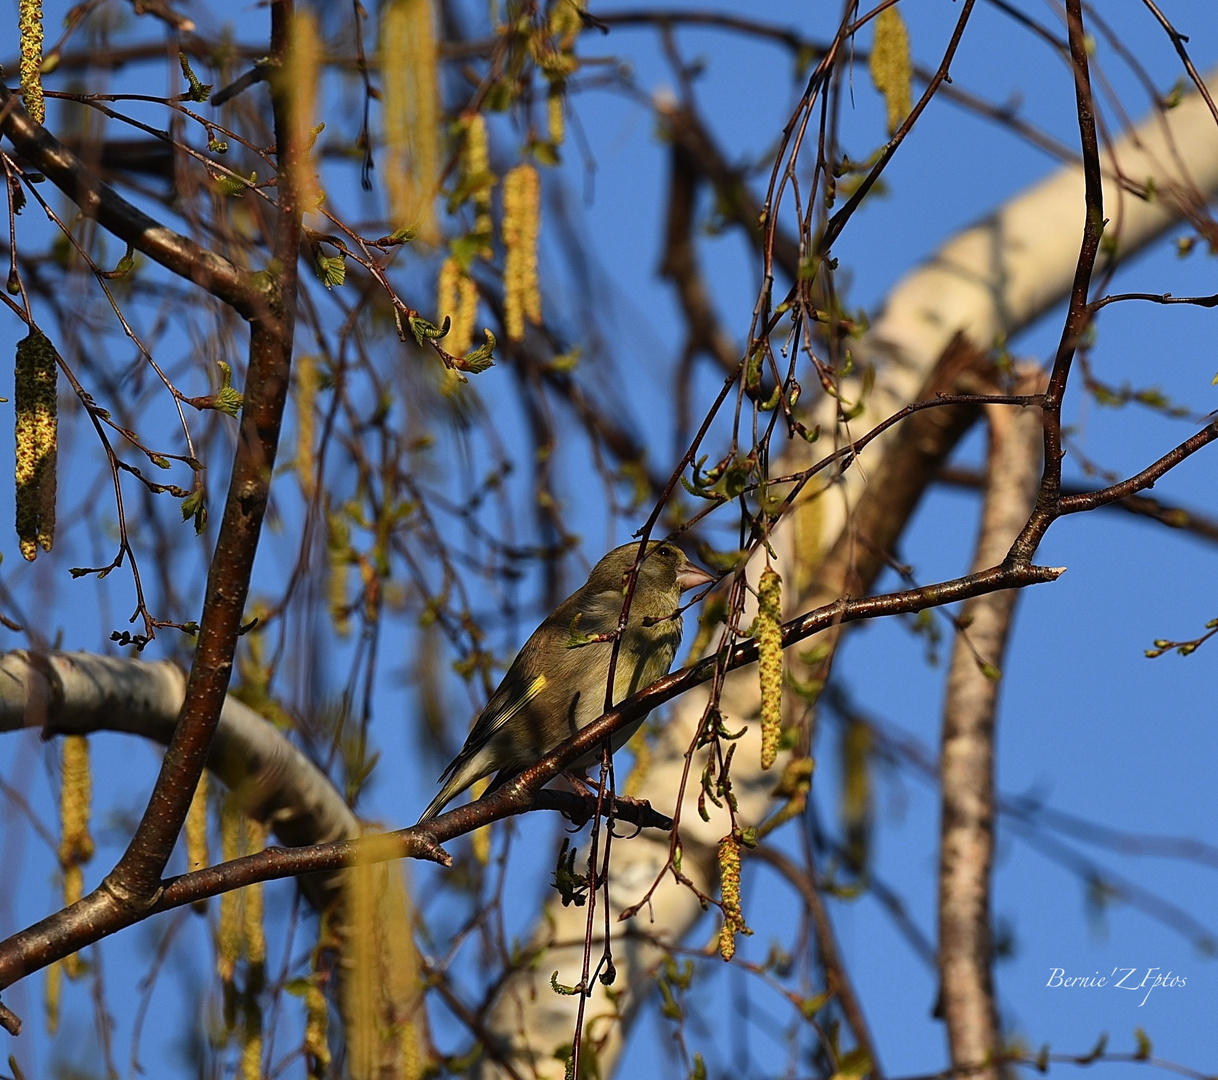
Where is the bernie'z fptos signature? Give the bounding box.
[1046,967,1186,1006]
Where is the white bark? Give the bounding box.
[938,378,1046,1076]
[0,651,358,899]
[478,73,1218,1078]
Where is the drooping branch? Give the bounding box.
[0,85,260,320]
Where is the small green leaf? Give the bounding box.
[181,488,207,534]
[530,140,561,167]
[408,314,450,347]
[1133,1027,1151,1060]
[314,251,346,289]
[455,329,496,374]
[213,169,256,197]
[178,53,213,102]
[549,971,582,996]
[1077,1033,1107,1064]
[213,361,244,416]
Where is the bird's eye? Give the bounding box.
[661,546,677,559]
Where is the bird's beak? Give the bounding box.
[676,557,716,593]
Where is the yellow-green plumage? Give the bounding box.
[417,541,712,823]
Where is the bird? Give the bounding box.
[416,541,714,823]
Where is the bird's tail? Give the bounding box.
[416,775,463,824]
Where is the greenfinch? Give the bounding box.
[416,541,714,823]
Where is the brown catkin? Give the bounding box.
[15,329,58,560]
[502,164,541,340]
[19,0,45,124]
[717,835,744,961]
[751,566,783,769]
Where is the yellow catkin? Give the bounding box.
[379,863,425,1080]
[758,755,815,840]
[549,0,583,46]
[717,835,744,962]
[304,976,330,1078]
[241,1006,263,1080]
[462,114,495,255]
[380,0,439,243]
[327,509,351,635]
[45,960,61,1035]
[840,718,872,868]
[436,257,477,357]
[342,858,378,1080]
[468,776,491,865]
[295,353,318,500]
[59,734,93,978]
[15,329,58,560]
[622,724,652,799]
[186,771,209,873]
[547,85,564,147]
[337,841,426,1080]
[869,5,912,136]
[750,566,783,770]
[19,0,44,124]
[502,163,541,340]
[59,736,93,867]
[243,820,267,970]
[217,798,243,983]
[284,10,322,209]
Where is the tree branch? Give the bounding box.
[0,85,259,319]
[938,373,1045,1078]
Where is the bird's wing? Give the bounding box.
[436,662,549,783]
[437,585,625,781]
